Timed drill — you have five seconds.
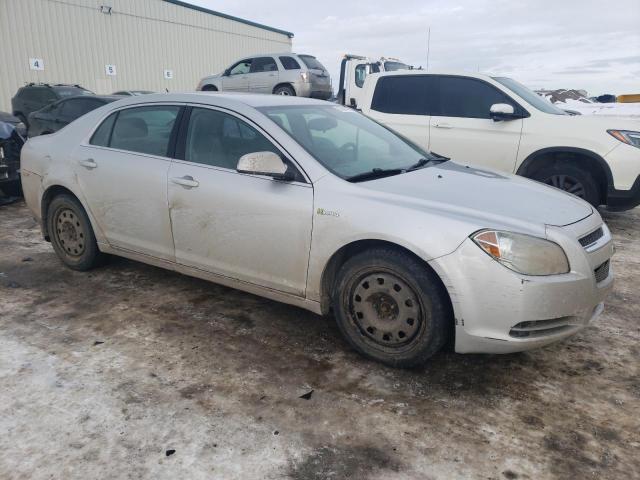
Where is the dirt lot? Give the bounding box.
[1,199,639,480]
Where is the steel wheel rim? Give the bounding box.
[55,208,86,257]
[277,90,290,95]
[545,174,585,198]
[350,271,422,347]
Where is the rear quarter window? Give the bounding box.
[279,56,301,70]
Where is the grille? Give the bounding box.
[509,317,574,339]
[579,227,604,248]
[594,260,610,283]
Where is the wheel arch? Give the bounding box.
[201,84,218,91]
[319,239,453,314]
[516,147,613,202]
[40,184,88,242]
[272,83,296,95]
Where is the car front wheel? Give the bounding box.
[332,248,450,368]
[47,194,103,271]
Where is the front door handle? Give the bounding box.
[434,123,453,129]
[78,158,97,169]
[171,175,199,188]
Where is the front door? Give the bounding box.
[73,104,182,260]
[428,76,523,172]
[167,106,313,295]
[221,59,252,92]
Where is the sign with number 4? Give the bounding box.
[29,58,44,71]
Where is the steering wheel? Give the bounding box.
[338,142,357,162]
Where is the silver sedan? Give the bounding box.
[20,93,614,367]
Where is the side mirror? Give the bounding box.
[237,151,294,181]
[490,103,518,121]
[223,69,231,76]
[15,122,27,138]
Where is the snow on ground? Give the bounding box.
[540,94,640,117]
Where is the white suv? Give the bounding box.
[358,71,640,210]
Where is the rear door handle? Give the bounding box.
[171,175,199,188]
[78,158,97,169]
[434,123,453,129]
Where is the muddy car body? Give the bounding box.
[20,93,614,366]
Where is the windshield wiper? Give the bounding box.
[346,168,404,183]
[406,155,450,172]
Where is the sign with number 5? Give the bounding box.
[105,64,117,76]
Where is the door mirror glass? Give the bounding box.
[490,103,517,120]
[237,151,292,180]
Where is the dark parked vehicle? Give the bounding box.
[28,95,121,137]
[11,83,93,126]
[0,111,26,197]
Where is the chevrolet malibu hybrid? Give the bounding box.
[20,93,614,367]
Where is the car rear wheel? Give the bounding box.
[332,248,450,368]
[274,85,296,96]
[47,194,103,271]
[531,164,600,207]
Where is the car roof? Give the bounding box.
[110,92,332,109]
[61,95,123,102]
[370,70,495,80]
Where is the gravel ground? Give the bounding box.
[1,200,639,480]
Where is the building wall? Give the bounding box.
[0,0,293,112]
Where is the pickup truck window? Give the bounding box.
[371,76,433,115]
[259,105,435,180]
[355,64,367,88]
[435,77,513,119]
[493,76,566,115]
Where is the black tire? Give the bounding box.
[273,85,296,96]
[201,84,218,91]
[47,194,103,271]
[332,248,450,368]
[1,180,22,197]
[531,164,600,206]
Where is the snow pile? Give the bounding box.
[536,90,640,117]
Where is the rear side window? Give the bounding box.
[90,112,117,146]
[371,76,433,115]
[279,56,301,70]
[251,57,278,72]
[107,106,180,156]
[61,98,102,119]
[435,77,513,119]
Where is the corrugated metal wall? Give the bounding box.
[0,0,293,112]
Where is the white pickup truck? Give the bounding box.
[343,70,640,210]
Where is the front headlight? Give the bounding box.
[608,130,640,149]
[471,230,570,276]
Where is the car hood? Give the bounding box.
[360,161,593,229]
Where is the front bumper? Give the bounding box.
[604,142,640,211]
[429,214,614,354]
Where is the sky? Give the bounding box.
[192,0,640,96]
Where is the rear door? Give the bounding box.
[167,106,313,295]
[428,76,523,171]
[248,57,279,94]
[73,104,183,260]
[363,75,434,151]
[221,59,252,91]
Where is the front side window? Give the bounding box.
[493,76,565,115]
[354,64,367,88]
[279,56,301,70]
[184,108,280,170]
[251,57,278,72]
[108,106,180,156]
[435,77,513,119]
[259,105,436,179]
[229,60,252,75]
[371,76,433,115]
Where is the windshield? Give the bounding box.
[384,61,409,71]
[493,77,566,115]
[258,105,436,180]
[54,87,93,97]
[298,55,327,71]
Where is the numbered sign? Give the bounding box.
[164,69,174,80]
[105,64,117,76]
[29,58,44,71]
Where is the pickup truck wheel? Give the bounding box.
[47,194,103,271]
[531,164,600,206]
[332,248,449,368]
[274,85,296,96]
